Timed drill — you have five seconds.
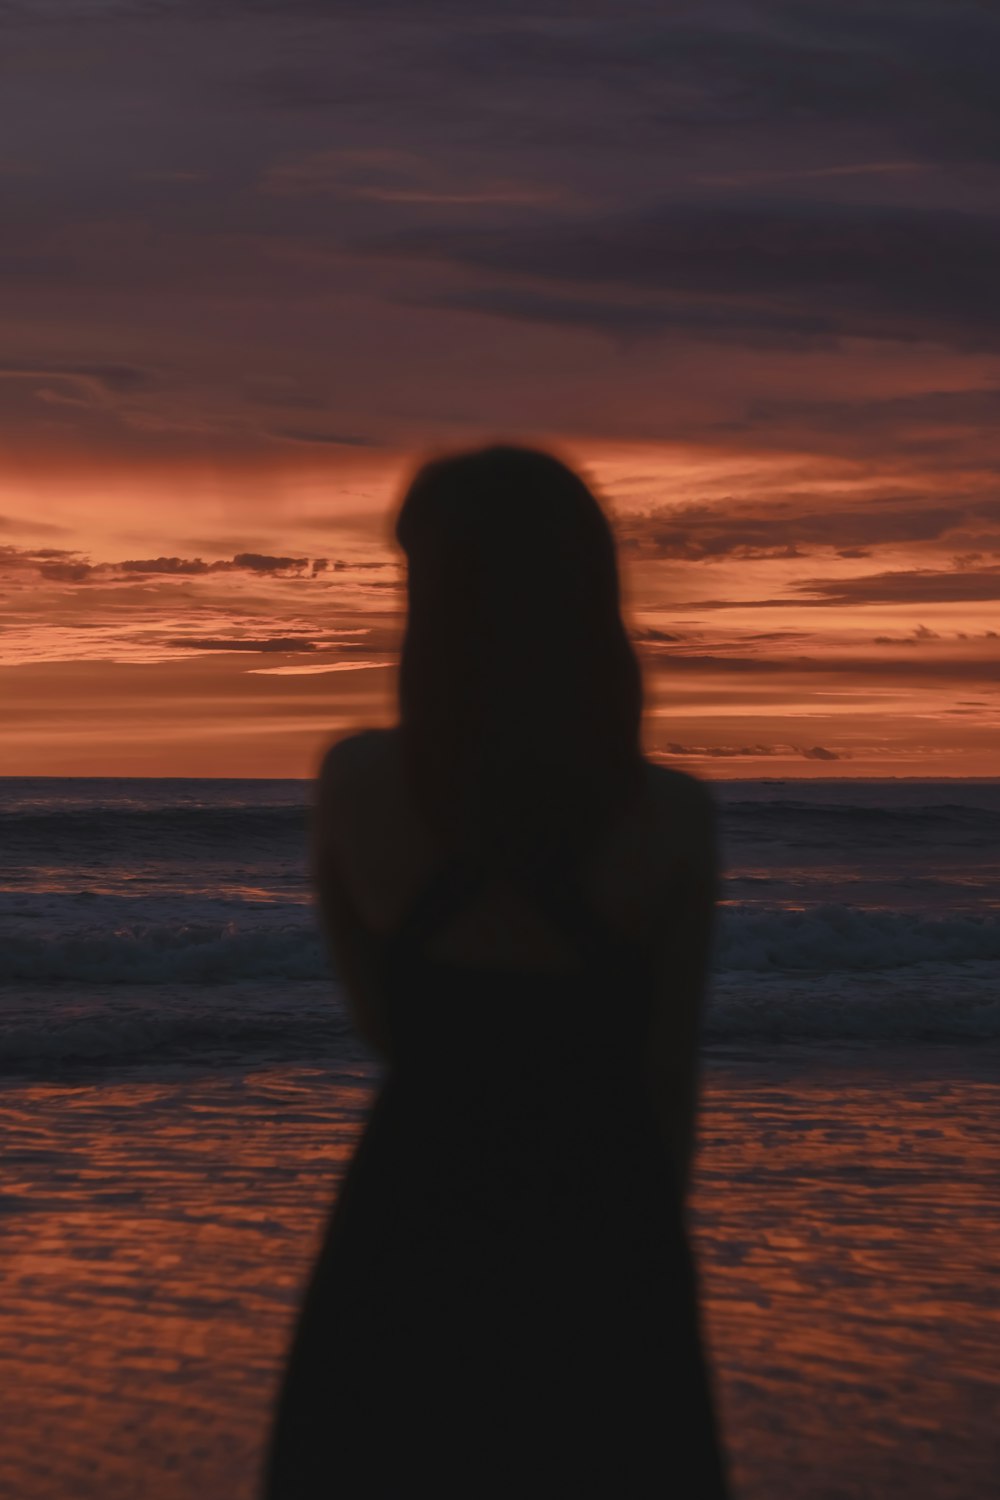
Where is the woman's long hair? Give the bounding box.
[395,445,644,873]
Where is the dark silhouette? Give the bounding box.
[263,447,730,1497]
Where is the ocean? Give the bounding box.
[2,778,998,1497]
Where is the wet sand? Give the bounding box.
[1,1042,997,1499]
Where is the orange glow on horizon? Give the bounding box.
[2,435,998,778]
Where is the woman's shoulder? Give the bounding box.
[317,727,400,793]
[321,734,712,800]
[637,761,718,885]
[319,734,716,821]
[316,733,717,877]
[314,729,421,868]
[644,761,717,822]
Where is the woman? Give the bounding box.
[264,446,730,1497]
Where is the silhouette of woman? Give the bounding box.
[263,447,730,1497]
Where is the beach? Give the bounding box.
[3,1043,997,1499]
[2,778,998,1497]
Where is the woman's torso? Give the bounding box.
[287,732,730,1493]
[315,726,707,979]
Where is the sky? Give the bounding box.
[2,0,999,778]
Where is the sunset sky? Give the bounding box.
[2,1,998,777]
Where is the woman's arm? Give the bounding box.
[310,742,394,1061]
[643,776,720,1207]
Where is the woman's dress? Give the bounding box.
[263,852,730,1498]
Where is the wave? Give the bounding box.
[719,905,1000,970]
[5,785,1000,843]
[0,982,356,1069]
[723,798,1000,822]
[0,803,308,848]
[708,970,1000,1042]
[720,801,1000,852]
[2,963,997,1071]
[4,904,1000,984]
[2,919,328,984]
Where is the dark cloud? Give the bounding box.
[2,546,323,582]
[631,627,686,643]
[36,560,93,582]
[663,742,789,759]
[645,652,1000,682]
[228,2,1000,166]
[671,574,1000,610]
[412,285,845,351]
[167,636,318,653]
[117,556,214,575]
[657,740,845,761]
[0,544,80,565]
[270,428,380,448]
[617,497,971,561]
[871,624,943,645]
[795,565,1000,606]
[2,0,1000,473]
[370,201,1000,352]
[231,552,309,574]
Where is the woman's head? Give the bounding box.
[395,445,643,868]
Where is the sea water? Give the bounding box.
[1,779,998,1497]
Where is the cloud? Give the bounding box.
[0,544,82,570]
[117,556,214,575]
[661,742,788,759]
[795,565,1000,606]
[644,652,1000,683]
[663,565,1000,610]
[2,546,325,583]
[617,496,973,562]
[2,1,1000,474]
[656,741,844,761]
[872,625,942,645]
[247,659,396,675]
[166,636,318,653]
[412,285,845,351]
[269,428,380,448]
[36,560,94,582]
[0,361,155,395]
[368,200,1000,352]
[631,627,685,643]
[231,551,309,574]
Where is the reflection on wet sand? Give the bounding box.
[2,1047,997,1499]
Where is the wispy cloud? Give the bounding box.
[247,659,396,675]
[654,742,845,761]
